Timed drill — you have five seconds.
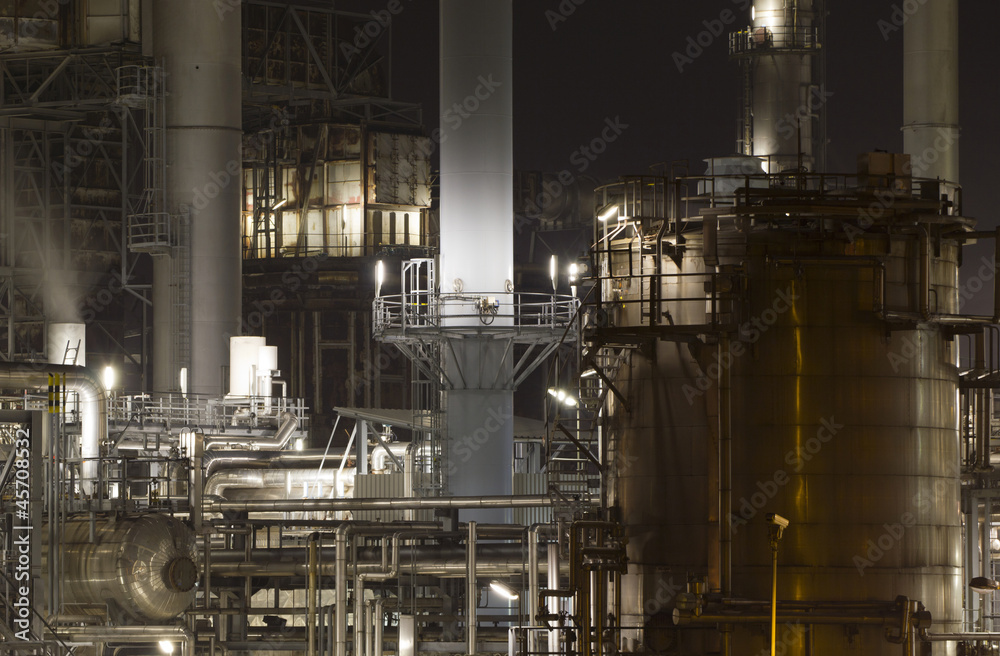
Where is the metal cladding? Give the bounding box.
[439,0,515,523]
[152,0,242,395]
[614,228,963,655]
[438,0,513,295]
[903,0,959,184]
[58,514,199,622]
[747,0,820,171]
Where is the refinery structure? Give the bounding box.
[0,1,994,656]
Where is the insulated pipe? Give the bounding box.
[0,363,107,491]
[204,411,298,450]
[203,468,356,499]
[903,0,959,184]
[528,525,541,625]
[203,448,346,476]
[152,0,242,395]
[204,494,553,513]
[374,598,384,656]
[467,521,478,656]
[976,331,993,472]
[335,527,349,656]
[547,543,559,656]
[356,533,402,656]
[307,534,318,656]
[209,545,562,579]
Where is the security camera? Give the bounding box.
[766,513,789,529]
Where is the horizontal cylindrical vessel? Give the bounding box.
[57,514,198,622]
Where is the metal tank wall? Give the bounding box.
[614,227,963,655]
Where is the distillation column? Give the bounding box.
[745,0,822,171]
[152,1,242,395]
[439,0,514,522]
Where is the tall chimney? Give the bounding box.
[152,1,242,395]
[903,0,959,185]
[439,0,514,522]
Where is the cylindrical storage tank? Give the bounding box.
[228,336,265,396]
[48,322,86,366]
[613,227,962,655]
[57,514,198,622]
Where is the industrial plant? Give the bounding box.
[0,1,992,655]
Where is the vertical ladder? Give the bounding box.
[173,214,192,382]
[739,59,754,156]
[62,339,81,365]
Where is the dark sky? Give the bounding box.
[372,0,999,309]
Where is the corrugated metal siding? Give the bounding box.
[352,473,433,522]
[513,473,551,525]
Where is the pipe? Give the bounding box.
[975,331,993,472]
[467,521,477,656]
[674,612,892,626]
[528,524,541,626]
[204,411,298,450]
[203,467,356,499]
[205,494,554,513]
[0,363,107,492]
[307,533,318,656]
[922,632,1000,641]
[374,598,384,656]
[335,526,349,656]
[919,228,931,320]
[355,533,402,656]
[547,543,559,656]
[203,448,347,476]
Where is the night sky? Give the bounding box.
[355,1,1000,312]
